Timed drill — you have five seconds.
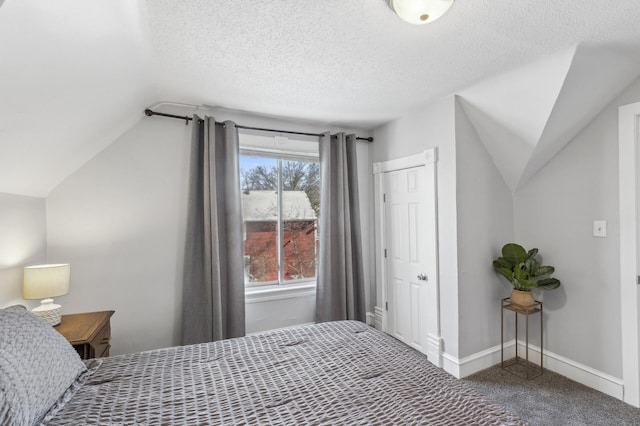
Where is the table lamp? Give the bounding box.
[23,263,70,326]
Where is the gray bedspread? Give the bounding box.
[46,321,526,425]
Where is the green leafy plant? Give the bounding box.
[492,243,561,291]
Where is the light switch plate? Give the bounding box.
[593,220,607,237]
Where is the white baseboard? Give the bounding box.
[442,352,461,377]
[374,306,384,330]
[426,333,443,368]
[455,341,515,378]
[366,311,375,326]
[442,345,505,378]
[442,340,624,401]
[514,341,624,401]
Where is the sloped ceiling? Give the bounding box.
[1,0,640,196]
[0,0,156,197]
[459,45,640,191]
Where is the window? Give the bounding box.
[239,135,320,287]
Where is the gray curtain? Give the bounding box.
[315,132,366,323]
[182,115,245,344]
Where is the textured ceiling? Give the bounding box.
[146,0,640,128]
[2,0,640,196]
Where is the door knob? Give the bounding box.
[417,273,427,281]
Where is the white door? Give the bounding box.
[384,166,430,354]
[374,149,441,366]
[619,101,640,407]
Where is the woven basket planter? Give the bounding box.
[510,289,534,308]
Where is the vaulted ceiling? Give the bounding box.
[1,0,640,196]
[459,45,640,191]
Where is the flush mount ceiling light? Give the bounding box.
[385,0,455,25]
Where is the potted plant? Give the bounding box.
[492,243,561,307]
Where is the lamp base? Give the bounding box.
[32,298,62,326]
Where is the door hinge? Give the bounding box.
[384,249,387,258]
[385,301,388,311]
[383,193,386,202]
[637,276,640,285]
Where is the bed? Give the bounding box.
[0,305,526,425]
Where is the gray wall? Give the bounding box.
[371,78,640,376]
[373,96,462,358]
[372,96,515,360]
[45,106,374,355]
[514,76,640,378]
[0,193,47,308]
[454,98,515,357]
[46,117,191,355]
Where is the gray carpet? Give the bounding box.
[463,365,640,425]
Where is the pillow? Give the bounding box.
[0,305,87,426]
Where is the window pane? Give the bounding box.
[240,155,278,285]
[244,221,278,283]
[281,160,319,282]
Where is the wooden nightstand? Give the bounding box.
[55,311,114,360]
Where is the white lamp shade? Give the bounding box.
[23,264,70,300]
[387,0,455,25]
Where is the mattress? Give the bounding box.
[46,321,526,425]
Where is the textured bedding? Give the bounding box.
[45,321,526,425]
[0,305,88,426]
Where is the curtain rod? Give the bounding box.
[143,109,374,142]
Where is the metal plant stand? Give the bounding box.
[501,297,543,379]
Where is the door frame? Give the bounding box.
[619,101,640,407]
[373,148,442,367]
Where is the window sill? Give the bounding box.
[245,281,316,303]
